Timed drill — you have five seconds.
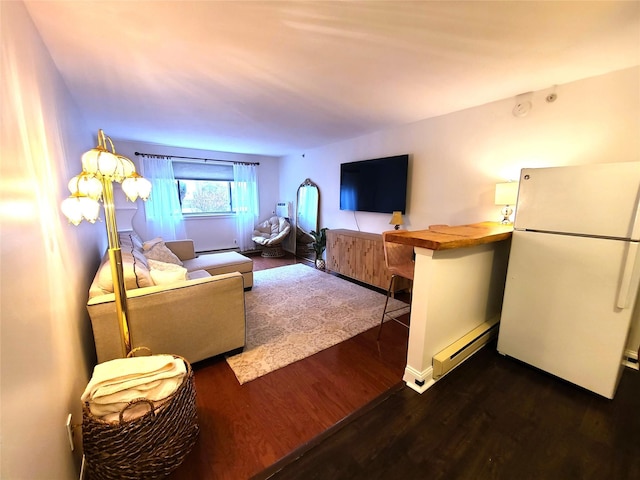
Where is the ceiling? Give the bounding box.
[24,1,640,157]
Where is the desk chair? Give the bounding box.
[377,231,414,340]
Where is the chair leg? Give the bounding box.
[377,275,396,340]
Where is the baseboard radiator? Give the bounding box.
[433,317,500,380]
[623,349,639,370]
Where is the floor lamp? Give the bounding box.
[61,130,151,358]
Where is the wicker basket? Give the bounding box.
[82,355,199,480]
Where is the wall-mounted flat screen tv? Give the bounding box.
[339,154,409,214]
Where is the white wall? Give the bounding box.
[1,2,101,478]
[113,140,281,251]
[2,4,638,477]
[279,66,640,359]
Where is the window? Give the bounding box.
[176,179,232,214]
[172,161,235,215]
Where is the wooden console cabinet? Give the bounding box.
[326,229,410,292]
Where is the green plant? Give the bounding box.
[310,228,327,260]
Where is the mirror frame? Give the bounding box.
[295,178,320,261]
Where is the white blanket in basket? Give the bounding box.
[82,355,186,422]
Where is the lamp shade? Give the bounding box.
[61,195,85,225]
[122,174,152,202]
[389,211,404,226]
[61,193,100,225]
[82,148,118,177]
[114,154,136,182]
[68,173,103,200]
[494,182,519,206]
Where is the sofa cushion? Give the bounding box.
[131,249,151,274]
[187,269,211,280]
[142,237,163,250]
[143,239,184,266]
[148,259,188,285]
[182,251,253,276]
[96,252,153,292]
[118,232,135,250]
[95,233,154,294]
[129,231,144,251]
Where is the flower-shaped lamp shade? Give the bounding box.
[122,173,152,202]
[62,130,152,224]
[82,147,118,178]
[61,193,100,225]
[68,173,103,200]
[81,148,138,182]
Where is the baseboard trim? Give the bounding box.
[403,365,435,394]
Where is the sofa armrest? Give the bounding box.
[165,239,196,261]
[87,272,246,364]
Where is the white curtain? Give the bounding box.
[233,162,259,251]
[141,157,187,240]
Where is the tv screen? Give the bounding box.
[340,154,409,214]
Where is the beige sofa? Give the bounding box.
[87,231,252,364]
[158,239,253,290]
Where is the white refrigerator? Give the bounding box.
[497,162,640,399]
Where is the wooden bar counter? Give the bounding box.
[387,222,513,393]
[385,221,513,251]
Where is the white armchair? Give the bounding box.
[252,216,291,257]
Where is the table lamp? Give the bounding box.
[494,182,519,224]
[389,211,404,230]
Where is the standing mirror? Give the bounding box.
[295,178,319,261]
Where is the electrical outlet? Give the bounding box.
[66,414,74,451]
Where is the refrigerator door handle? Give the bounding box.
[630,190,640,240]
[616,241,640,309]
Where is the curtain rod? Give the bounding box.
[134,151,260,166]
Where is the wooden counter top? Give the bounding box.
[385,221,513,251]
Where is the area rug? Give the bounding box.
[226,263,410,385]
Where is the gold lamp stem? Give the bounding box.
[101,176,132,357]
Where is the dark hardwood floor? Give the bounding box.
[168,252,411,480]
[264,342,640,480]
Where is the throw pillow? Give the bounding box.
[147,259,188,285]
[142,237,164,251]
[143,240,183,265]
